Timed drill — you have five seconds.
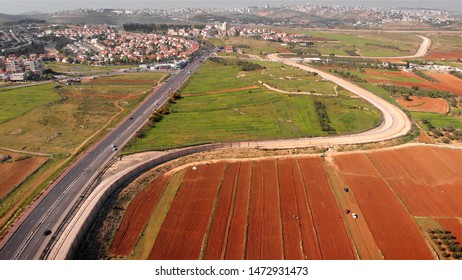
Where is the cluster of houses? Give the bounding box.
[167,22,311,45]
[48,25,200,65]
[0,55,45,81]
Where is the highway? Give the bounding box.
[0,46,215,260]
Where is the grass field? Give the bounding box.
[211,31,421,58]
[124,59,381,152]
[412,112,462,129]
[0,84,61,123]
[0,72,164,154]
[45,61,137,75]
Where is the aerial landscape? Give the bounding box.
[0,0,460,265]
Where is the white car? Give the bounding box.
[352,213,358,219]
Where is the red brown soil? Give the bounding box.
[109,175,170,256]
[246,160,283,259]
[148,163,226,259]
[396,96,449,114]
[183,86,260,96]
[436,218,462,241]
[365,69,462,97]
[427,72,462,97]
[277,158,306,260]
[203,162,240,260]
[0,157,47,199]
[278,158,321,259]
[418,131,432,143]
[335,153,435,260]
[298,157,356,260]
[224,161,251,259]
[368,146,462,217]
[426,51,462,61]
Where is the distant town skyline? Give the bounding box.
[0,0,460,15]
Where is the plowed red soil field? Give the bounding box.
[426,51,461,61]
[396,96,449,114]
[0,156,47,199]
[148,163,226,259]
[436,218,462,241]
[298,157,356,260]
[115,146,457,260]
[335,152,436,259]
[367,147,462,217]
[224,161,251,259]
[366,70,462,96]
[109,175,170,256]
[246,160,284,259]
[204,162,240,260]
[427,72,462,97]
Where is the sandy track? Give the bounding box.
[255,54,412,149]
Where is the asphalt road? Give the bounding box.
[0,46,215,260]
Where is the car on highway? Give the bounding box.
[44,229,52,236]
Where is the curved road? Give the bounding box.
[260,53,412,148]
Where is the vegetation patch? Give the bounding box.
[426,228,462,260]
[314,101,336,134]
[329,69,367,83]
[412,69,438,83]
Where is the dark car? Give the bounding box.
[44,229,52,236]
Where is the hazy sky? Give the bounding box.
[0,0,460,14]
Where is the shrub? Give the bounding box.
[453,253,461,259]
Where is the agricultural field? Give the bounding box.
[106,158,356,260]
[44,61,137,75]
[335,146,462,259]
[396,96,448,114]
[301,31,421,57]
[124,59,381,152]
[315,65,462,143]
[210,31,421,58]
[87,145,460,260]
[426,33,462,61]
[0,150,48,200]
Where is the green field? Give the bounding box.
[124,59,381,152]
[209,37,282,56]
[0,72,164,154]
[0,84,61,123]
[412,112,462,129]
[214,30,421,58]
[45,61,137,75]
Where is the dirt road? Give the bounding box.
[258,54,412,149]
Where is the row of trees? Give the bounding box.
[314,101,336,134]
[329,69,367,83]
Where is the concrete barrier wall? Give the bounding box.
[48,142,233,259]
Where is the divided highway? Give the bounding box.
[0,47,215,260]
